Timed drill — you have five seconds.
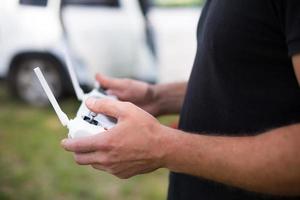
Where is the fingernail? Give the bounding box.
[86,97,97,108]
[61,139,67,146]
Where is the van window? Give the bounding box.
[62,0,120,7]
[20,0,48,6]
[154,0,203,7]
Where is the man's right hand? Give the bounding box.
[96,74,160,116]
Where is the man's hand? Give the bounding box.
[96,74,187,116]
[96,74,160,116]
[61,97,171,179]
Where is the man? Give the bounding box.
[62,0,300,199]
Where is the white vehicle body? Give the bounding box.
[0,0,201,104]
[62,0,156,83]
[0,0,66,81]
[149,7,201,83]
[0,0,155,104]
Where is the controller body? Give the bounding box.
[71,88,117,138]
[68,116,106,138]
[77,88,117,130]
[34,67,117,139]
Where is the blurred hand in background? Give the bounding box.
[96,74,160,116]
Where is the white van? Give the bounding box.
[0,0,155,105]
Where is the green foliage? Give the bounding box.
[0,84,178,200]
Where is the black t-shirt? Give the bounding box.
[168,0,300,200]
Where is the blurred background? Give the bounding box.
[0,0,203,199]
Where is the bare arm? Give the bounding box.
[151,82,187,116]
[163,124,300,196]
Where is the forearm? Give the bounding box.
[160,124,300,196]
[151,82,187,116]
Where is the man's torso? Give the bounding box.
[168,0,300,199]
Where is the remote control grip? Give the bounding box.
[77,89,117,129]
[68,117,105,138]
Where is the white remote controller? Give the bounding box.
[62,43,117,130]
[34,67,106,138]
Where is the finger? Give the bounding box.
[106,89,121,97]
[114,166,157,179]
[74,152,99,165]
[113,166,136,179]
[106,89,130,102]
[61,133,110,153]
[61,137,98,153]
[86,98,131,119]
[91,164,107,171]
[96,74,123,90]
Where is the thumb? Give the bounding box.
[85,97,126,119]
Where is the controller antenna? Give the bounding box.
[63,43,85,101]
[34,67,70,127]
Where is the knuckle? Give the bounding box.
[124,101,134,107]
[121,102,134,113]
[100,156,113,167]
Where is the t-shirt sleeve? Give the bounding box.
[281,0,300,56]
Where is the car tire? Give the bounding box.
[9,56,64,106]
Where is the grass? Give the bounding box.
[0,83,179,200]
